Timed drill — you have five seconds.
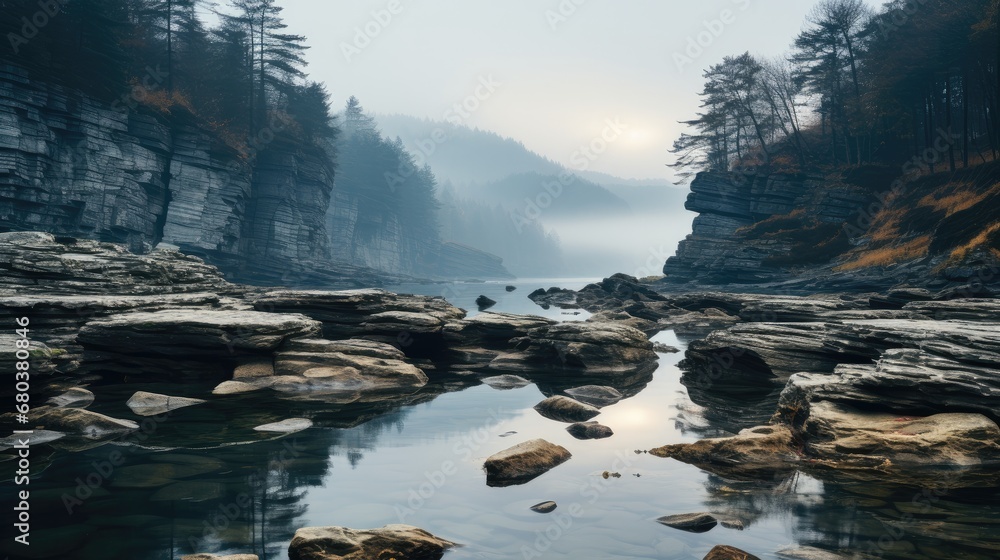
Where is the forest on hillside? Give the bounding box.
[672,0,1000,178]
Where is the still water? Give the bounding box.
[4,280,1000,559]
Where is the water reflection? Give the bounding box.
[4,286,1000,559]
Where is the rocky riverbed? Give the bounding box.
[5,233,1000,559]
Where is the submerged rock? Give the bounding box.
[703,545,761,560]
[47,387,95,408]
[656,512,718,533]
[30,407,139,439]
[566,421,614,440]
[253,418,313,433]
[564,385,623,408]
[476,295,497,310]
[287,524,456,560]
[506,285,517,292]
[530,501,557,513]
[484,439,572,487]
[480,375,532,390]
[533,396,600,423]
[126,391,206,416]
[776,546,875,559]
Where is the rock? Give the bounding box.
[489,322,658,376]
[650,425,799,478]
[506,285,517,292]
[444,312,556,347]
[287,524,456,560]
[703,545,761,560]
[564,385,623,407]
[247,289,464,340]
[181,554,259,560]
[566,421,614,440]
[272,339,427,398]
[776,546,874,560]
[483,439,572,487]
[253,418,313,433]
[233,357,275,379]
[29,407,138,439]
[653,342,680,353]
[476,295,497,310]
[126,391,206,416]
[47,387,94,408]
[530,501,557,513]
[655,512,718,533]
[0,430,65,451]
[428,242,514,280]
[212,381,261,395]
[527,287,579,309]
[480,375,532,390]
[78,309,322,357]
[798,401,1000,468]
[533,396,601,422]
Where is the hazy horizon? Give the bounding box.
[280,0,882,181]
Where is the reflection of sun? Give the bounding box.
[606,406,652,428]
[624,128,653,148]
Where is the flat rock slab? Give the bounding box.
[488,321,658,375]
[564,385,623,407]
[213,380,262,395]
[126,391,206,416]
[656,512,719,533]
[704,545,761,560]
[566,421,614,440]
[777,547,875,560]
[484,439,572,487]
[534,396,600,423]
[79,309,321,356]
[253,418,313,433]
[288,524,456,560]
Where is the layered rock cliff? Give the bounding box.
[662,165,1000,292]
[0,64,512,284]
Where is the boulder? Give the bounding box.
[126,391,206,416]
[483,439,572,487]
[505,285,517,292]
[533,396,600,423]
[489,322,658,376]
[530,501,557,513]
[527,287,579,309]
[566,421,614,440]
[443,312,556,347]
[656,512,718,533]
[650,425,799,478]
[704,545,761,560]
[287,524,456,560]
[476,295,497,310]
[564,385,623,408]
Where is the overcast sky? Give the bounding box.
[280,0,884,181]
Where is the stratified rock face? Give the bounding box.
[0,65,253,261]
[483,439,572,486]
[238,136,335,284]
[662,171,869,285]
[288,524,456,560]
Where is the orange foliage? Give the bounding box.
[834,235,931,271]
